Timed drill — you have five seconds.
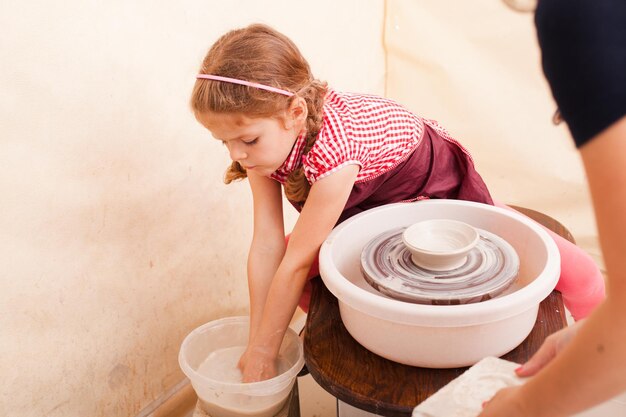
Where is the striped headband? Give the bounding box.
[196,74,294,97]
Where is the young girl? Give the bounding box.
[190,24,605,383]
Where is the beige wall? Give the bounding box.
[0,1,385,416]
[384,0,601,265]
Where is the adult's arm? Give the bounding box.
[480,116,626,417]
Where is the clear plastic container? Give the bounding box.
[179,316,304,417]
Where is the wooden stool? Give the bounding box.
[303,207,570,417]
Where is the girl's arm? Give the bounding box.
[480,116,626,417]
[240,164,360,382]
[246,171,286,343]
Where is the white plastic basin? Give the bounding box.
[318,200,560,368]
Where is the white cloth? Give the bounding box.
[412,357,524,417]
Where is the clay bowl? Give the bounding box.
[402,219,480,271]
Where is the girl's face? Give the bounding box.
[197,111,302,177]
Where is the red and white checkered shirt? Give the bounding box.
[271,89,468,185]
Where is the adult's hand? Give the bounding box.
[516,320,582,377]
[479,321,582,416]
[478,385,529,417]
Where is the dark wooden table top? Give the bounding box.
[303,206,570,417]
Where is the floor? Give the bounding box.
[298,374,337,417]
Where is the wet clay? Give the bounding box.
[199,399,288,417]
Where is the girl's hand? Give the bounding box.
[516,320,582,377]
[238,345,277,383]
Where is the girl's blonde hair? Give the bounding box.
[191,24,327,204]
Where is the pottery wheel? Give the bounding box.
[360,227,520,305]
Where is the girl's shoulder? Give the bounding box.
[321,89,422,134]
[302,90,425,184]
[321,88,423,134]
[324,89,411,113]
